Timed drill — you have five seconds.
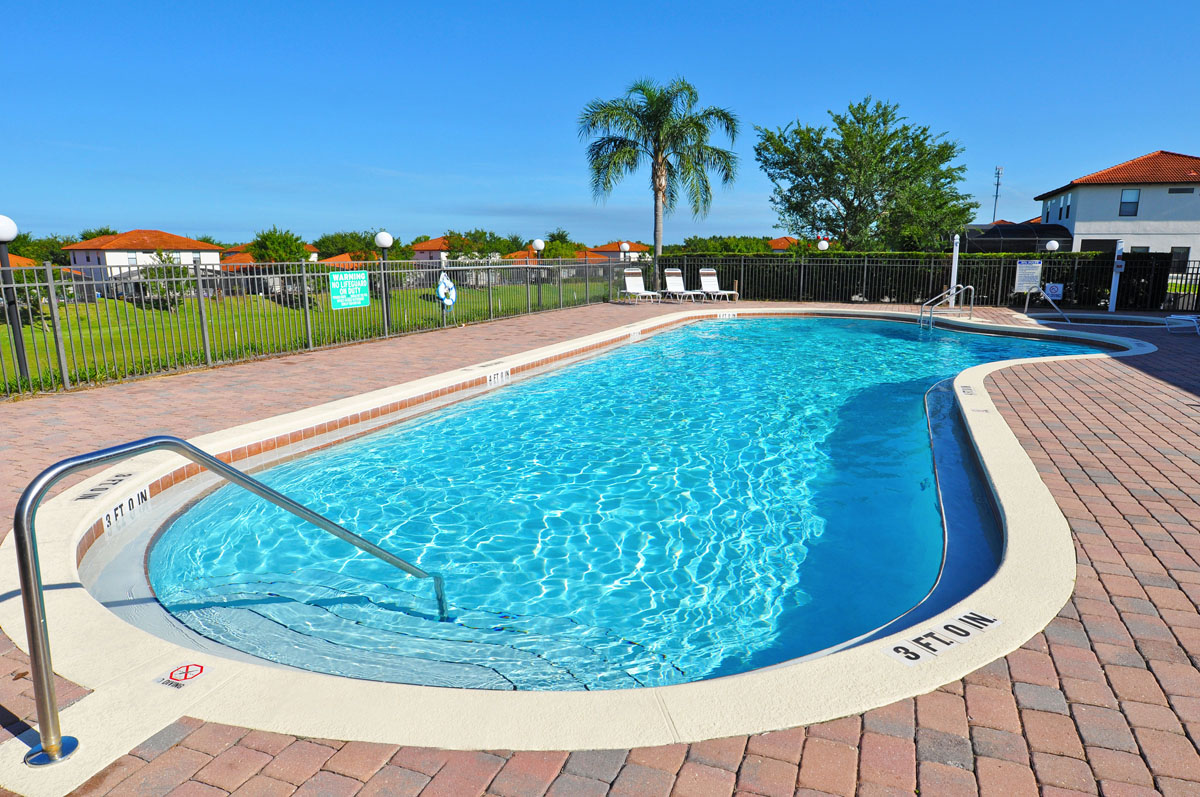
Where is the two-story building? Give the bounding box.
[1034,150,1200,268]
[62,230,225,281]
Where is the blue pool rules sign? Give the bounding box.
[330,271,370,309]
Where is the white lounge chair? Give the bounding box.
[699,268,738,301]
[619,268,659,303]
[1166,314,1199,334]
[660,268,705,303]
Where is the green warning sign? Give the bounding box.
[330,271,370,309]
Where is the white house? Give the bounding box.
[413,236,450,261]
[1034,150,1200,268]
[586,241,649,262]
[63,230,225,281]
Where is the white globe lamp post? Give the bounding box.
[1045,239,1059,252]
[619,241,631,261]
[374,230,393,261]
[532,239,546,307]
[374,231,394,332]
[817,239,829,252]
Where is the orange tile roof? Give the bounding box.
[224,242,319,255]
[1035,150,1200,200]
[64,230,225,251]
[502,246,537,261]
[769,236,799,249]
[992,219,1013,225]
[5,252,83,276]
[412,236,450,252]
[220,252,272,271]
[502,247,607,263]
[319,252,376,266]
[589,241,649,253]
[1023,216,1043,224]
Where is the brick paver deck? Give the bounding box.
[2,302,1199,796]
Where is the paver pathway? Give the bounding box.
[2,302,1199,796]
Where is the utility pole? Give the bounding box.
[991,166,1004,222]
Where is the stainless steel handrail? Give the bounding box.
[920,284,974,328]
[12,434,448,767]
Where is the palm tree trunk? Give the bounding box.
[652,190,664,292]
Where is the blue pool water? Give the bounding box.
[148,318,1096,690]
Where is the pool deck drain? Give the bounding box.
[1,302,1199,795]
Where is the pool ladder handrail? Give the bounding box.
[920,284,975,329]
[11,434,448,768]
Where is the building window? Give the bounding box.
[86,253,91,263]
[1129,246,1150,253]
[1119,189,1140,216]
[1065,192,1071,219]
[1168,187,1195,194]
[128,253,137,266]
[1058,203,1063,220]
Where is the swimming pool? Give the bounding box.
[147,318,1096,690]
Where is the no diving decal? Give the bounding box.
[884,611,1000,665]
[156,663,204,690]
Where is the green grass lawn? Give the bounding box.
[2,278,613,393]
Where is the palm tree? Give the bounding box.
[579,78,739,289]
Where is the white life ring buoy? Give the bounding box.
[436,273,457,307]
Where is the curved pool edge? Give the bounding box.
[0,309,1158,778]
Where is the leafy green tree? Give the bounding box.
[444,229,526,259]
[194,234,229,248]
[546,227,573,244]
[754,97,978,251]
[246,226,311,263]
[312,230,377,259]
[9,232,74,266]
[138,250,193,307]
[664,235,774,254]
[542,240,584,259]
[579,77,739,287]
[79,226,118,241]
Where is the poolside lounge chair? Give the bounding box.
[619,268,660,303]
[699,268,739,301]
[1166,315,1200,334]
[660,268,706,303]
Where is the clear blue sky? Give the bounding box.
[3,0,1198,247]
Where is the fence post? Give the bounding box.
[584,261,589,304]
[526,266,532,312]
[379,258,390,335]
[558,262,563,307]
[192,259,213,366]
[300,261,313,349]
[608,262,614,301]
[42,262,71,391]
[488,267,494,319]
[740,256,746,300]
[0,245,31,384]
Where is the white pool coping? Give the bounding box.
[0,308,1157,796]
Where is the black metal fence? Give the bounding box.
[3,253,1196,398]
[657,253,1194,312]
